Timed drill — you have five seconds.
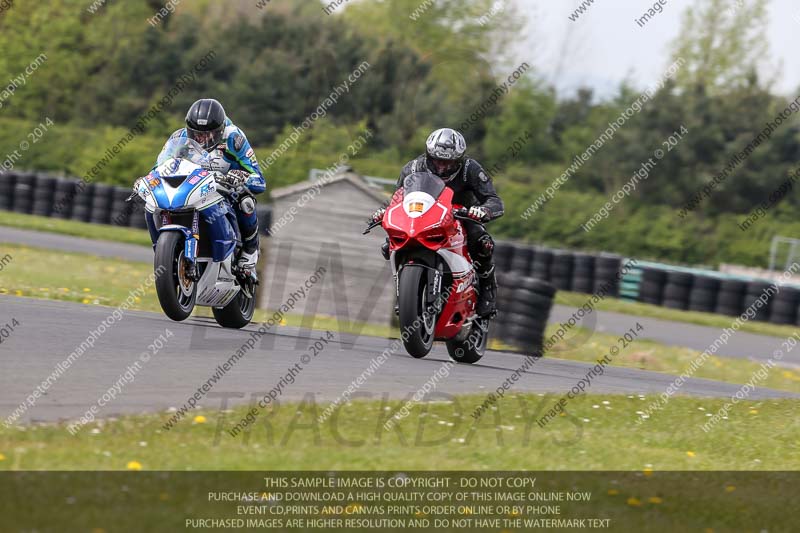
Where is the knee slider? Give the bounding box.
[240,196,256,215]
[478,234,494,257]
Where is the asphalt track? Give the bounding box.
[0,295,796,426]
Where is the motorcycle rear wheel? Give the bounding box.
[154,231,196,321]
[398,266,436,358]
[213,283,256,329]
[446,318,488,364]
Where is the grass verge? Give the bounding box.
[0,393,797,470]
[0,210,151,247]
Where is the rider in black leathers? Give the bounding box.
[373,128,504,317]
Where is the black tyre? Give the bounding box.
[12,174,34,214]
[494,241,514,273]
[0,173,14,211]
[71,183,94,222]
[571,253,595,293]
[530,248,553,280]
[715,279,746,315]
[663,272,692,310]
[518,277,557,298]
[52,180,77,219]
[742,281,774,322]
[446,318,488,364]
[509,294,553,317]
[213,286,257,329]
[688,288,717,313]
[154,232,196,321]
[31,176,55,217]
[639,277,664,305]
[398,265,436,358]
[90,184,114,224]
[509,245,535,276]
[770,286,799,325]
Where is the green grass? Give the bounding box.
[2,243,800,395]
[0,210,151,247]
[1,393,797,470]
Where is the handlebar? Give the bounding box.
[363,219,381,235]
[451,207,471,221]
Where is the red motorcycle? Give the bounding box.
[365,171,490,363]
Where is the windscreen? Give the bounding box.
[156,138,211,168]
[401,171,445,199]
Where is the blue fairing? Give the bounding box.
[202,202,239,261]
[149,168,210,210]
[150,167,239,262]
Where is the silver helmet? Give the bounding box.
[425,128,466,180]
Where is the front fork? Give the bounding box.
[396,262,445,312]
[159,210,200,281]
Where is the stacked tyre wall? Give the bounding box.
[491,244,626,355]
[0,171,149,229]
[628,261,800,326]
[493,238,800,336]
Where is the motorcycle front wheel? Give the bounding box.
[398,266,436,358]
[154,231,196,321]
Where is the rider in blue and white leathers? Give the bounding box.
[145,99,265,280]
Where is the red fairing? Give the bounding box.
[382,186,477,339]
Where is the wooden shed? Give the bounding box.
[258,171,396,327]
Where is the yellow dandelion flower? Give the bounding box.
[126,461,142,471]
[607,489,619,496]
[648,496,663,504]
[643,467,653,476]
[749,409,758,414]
[724,485,736,493]
[627,497,642,506]
[686,451,696,457]
[193,415,207,424]
[82,298,91,304]
[279,318,287,326]
[0,453,6,461]
[83,288,91,292]
[14,290,22,296]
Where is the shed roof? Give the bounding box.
[270,172,389,204]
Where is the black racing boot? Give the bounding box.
[476,265,497,318]
[236,235,260,298]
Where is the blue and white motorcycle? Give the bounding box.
[133,138,256,328]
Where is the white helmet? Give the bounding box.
[425,128,466,180]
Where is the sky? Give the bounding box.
[512,0,800,99]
